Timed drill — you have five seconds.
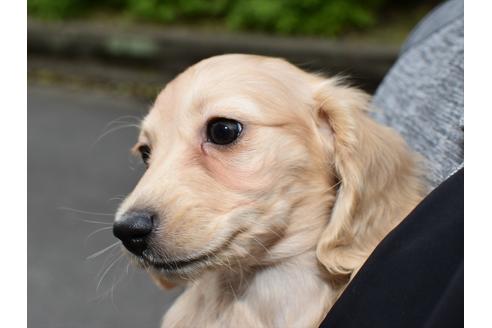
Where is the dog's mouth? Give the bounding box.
[134,241,233,274]
[139,252,211,272]
[131,229,246,274]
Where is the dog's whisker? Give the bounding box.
[103,114,141,126]
[87,241,121,260]
[96,246,123,279]
[59,206,114,217]
[223,255,236,273]
[85,226,113,242]
[109,278,122,310]
[108,195,126,202]
[99,115,142,139]
[107,261,131,310]
[80,219,113,225]
[104,116,142,130]
[97,254,124,291]
[228,280,239,302]
[235,257,245,292]
[64,215,113,225]
[211,253,234,273]
[327,180,342,192]
[91,123,140,148]
[250,236,272,256]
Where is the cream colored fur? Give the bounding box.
[115,54,425,328]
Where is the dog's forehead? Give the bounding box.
[141,55,317,139]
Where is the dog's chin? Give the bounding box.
[128,250,219,282]
[150,262,210,282]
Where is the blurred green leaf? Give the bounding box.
[27,0,431,37]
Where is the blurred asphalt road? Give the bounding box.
[28,84,181,328]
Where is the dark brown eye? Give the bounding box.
[206,118,243,145]
[138,145,151,166]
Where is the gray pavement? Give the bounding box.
[29,18,399,94]
[28,84,181,328]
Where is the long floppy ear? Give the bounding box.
[314,78,424,279]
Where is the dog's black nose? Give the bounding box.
[113,211,154,256]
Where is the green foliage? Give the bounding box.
[123,0,230,23]
[27,0,125,18]
[28,0,83,18]
[27,0,398,36]
[225,0,385,36]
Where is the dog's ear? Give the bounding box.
[313,78,423,279]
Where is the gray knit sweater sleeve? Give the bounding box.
[372,0,463,189]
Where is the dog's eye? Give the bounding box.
[138,145,151,166]
[206,118,243,145]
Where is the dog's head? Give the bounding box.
[113,54,422,284]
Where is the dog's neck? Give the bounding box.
[162,250,336,328]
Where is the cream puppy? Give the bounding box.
[113,54,424,328]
